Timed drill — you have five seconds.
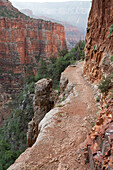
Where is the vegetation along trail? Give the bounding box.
[9,62,98,170]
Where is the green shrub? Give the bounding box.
[105,103,109,108]
[108,25,113,38]
[94,45,97,53]
[86,27,90,33]
[58,49,68,57]
[61,94,65,102]
[111,55,113,62]
[98,75,113,94]
[96,95,100,102]
[92,122,95,127]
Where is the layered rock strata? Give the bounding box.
[83,0,113,169]
[0,16,67,93]
[0,0,67,125]
[0,0,67,93]
[83,0,113,83]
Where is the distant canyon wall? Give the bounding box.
[0,1,67,94]
[13,1,91,49]
[0,0,67,126]
[20,9,83,50]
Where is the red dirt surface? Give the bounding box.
[9,62,98,170]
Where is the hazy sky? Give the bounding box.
[10,0,91,2]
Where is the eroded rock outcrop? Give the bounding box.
[83,0,113,83]
[27,78,58,147]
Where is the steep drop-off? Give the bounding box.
[0,17,67,92]
[0,0,67,93]
[83,0,113,83]
[0,0,67,125]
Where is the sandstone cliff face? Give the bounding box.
[0,0,67,124]
[84,0,113,83]
[19,10,83,50]
[0,0,67,93]
[83,0,113,169]
[0,17,67,92]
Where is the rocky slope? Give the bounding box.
[83,0,113,83]
[0,0,67,125]
[85,97,113,169]
[83,0,113,169]
[64,23,83,50]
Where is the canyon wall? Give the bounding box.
[0,0,67,125]
[84,0,113,83]
[0,0,67,93]
[0,17,67,93]
[20,9,83,50]
[84,0,113,169]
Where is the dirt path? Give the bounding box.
[9,62,98,170]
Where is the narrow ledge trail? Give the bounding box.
[9,62,98,170]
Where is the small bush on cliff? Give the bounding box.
[96,95,100,102]
[98,75,113,94]
[111,55,113,62]
[108,25,113,38]
[58,49,68,57]
[35,59,48,81]
[93,45,96,53]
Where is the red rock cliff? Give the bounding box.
[84,0,113,169]
[0,0,67,93]
[83,0,113,83]
[0,0,67,126]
